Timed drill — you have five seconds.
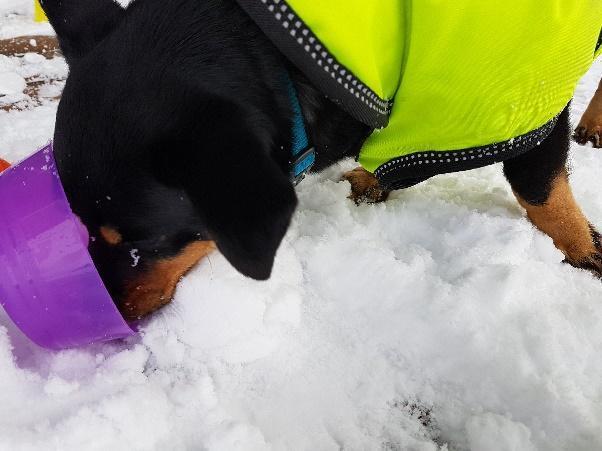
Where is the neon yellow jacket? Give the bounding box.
[237,0,602,188]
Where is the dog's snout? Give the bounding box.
[119,241,216,319]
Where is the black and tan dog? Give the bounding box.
[36,0,602,319]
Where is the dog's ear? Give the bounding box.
[39,0,125,62]
[162,104,298,280]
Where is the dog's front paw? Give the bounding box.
[342,167,390,205]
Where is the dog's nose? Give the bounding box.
[120,241,215,319]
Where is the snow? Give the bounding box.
[2,3,602,450]
[465,414,536,451]
[0,1,53,39]
[0,70,25,96]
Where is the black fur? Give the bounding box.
[503,107,570,205]
[39,0,124,62]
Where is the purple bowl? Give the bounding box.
[0,142,135,350]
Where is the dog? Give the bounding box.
[37,0,602,319]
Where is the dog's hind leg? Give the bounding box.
[504,106,602,275]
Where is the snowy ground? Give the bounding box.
[2,3,602,450]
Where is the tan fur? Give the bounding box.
[342,166,390,204]
[514,170,601,268]
[99,226,123,245]
[121,241,216,319]
[575,80,602,148]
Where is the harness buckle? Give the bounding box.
[290,146,315,185]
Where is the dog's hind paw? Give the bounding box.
[574,125,601,148]
[565,228,602,278]
[342,167,390,205]
[574,84,602,148]
[566,252,602,278]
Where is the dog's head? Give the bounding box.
[49,0,298,318]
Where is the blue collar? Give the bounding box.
[286,77,315,184]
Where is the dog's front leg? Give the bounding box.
[506,106,602,275]
[574,79,602,147]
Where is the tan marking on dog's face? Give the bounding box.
[120,241,216,319]
[514,170,597,263]
[99,226,123,246]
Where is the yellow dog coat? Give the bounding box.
[237,0,602,188]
